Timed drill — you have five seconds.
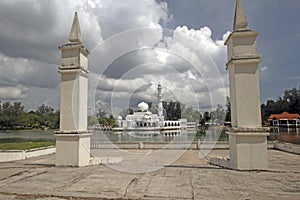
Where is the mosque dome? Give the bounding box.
[137,102,149,112]
[117,115,122,120]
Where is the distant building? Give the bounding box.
[116,83,187,131]
[268,112,300,127]
[120,101,161,130]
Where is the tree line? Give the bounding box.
[261,87,300,124]
[0,102,59,130]
[185,104,228,126]
[88,109,116,127]
[2,86,298,130]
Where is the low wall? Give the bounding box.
[1,141,296,162]
[92,141,227,150]
[273,141,300,155]
[91,141,276,150]
[0,146,55,162]
[0,150,25,162]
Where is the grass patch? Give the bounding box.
[0,141,55,150]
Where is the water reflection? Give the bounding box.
[92,129,187,142]
[91,128,229,143]
[268,127,300,144]
[93,127,300,145]
[0,128,299,145]
[0,130,55,143]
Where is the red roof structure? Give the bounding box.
[268,112,300,122]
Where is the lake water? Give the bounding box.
[92,129,228,143]
[0,130,55,143]
[0,127,299,144]
[268,127,300,145]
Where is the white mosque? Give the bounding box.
[116,83,187,131]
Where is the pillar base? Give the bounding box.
[55,131,92,167]
[210,127,269,170]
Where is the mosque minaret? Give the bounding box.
[157,83,164,122]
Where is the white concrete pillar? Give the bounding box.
[223,0,269,170]
[55,12,91,167]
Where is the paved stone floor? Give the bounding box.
[0,149,299,200]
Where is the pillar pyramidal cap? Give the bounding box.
[69,12,83,43]
[233,0,248,31]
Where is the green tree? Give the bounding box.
[97,109,116,127]
[36,104,59,129]
[25,111,43,128]
[37,104,54,115]
[0,101,59,130]
[163,101,182,120]
[88,116,99,126]
[97,109,107,118]
[182,106,202,123]
[200,111,211,126]
[108,114,116,127]
[44,110,60,129]
[261,86,300,124]
[283,87,300,113]
[0,101,26,129]
[98,117,108,126]
[210,105,225,125]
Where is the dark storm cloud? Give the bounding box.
[97,48,193,80]
[0,54,59,89]
[0,0,299,111]
[0,1,62,64]
[163,0,300,102]
[0,0,230,111]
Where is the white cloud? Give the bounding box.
[0,53,58,88]
[96,0,169,38]
[0,85,28,100]
[0,0,170,109]
[260,66,268,72]
[0,0,230,112]
[156,49,169,64]
[186,71,196,80]
[91,25,230,114]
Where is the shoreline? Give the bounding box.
[0,140,299,163]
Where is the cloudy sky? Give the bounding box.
[0,0,299,115]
